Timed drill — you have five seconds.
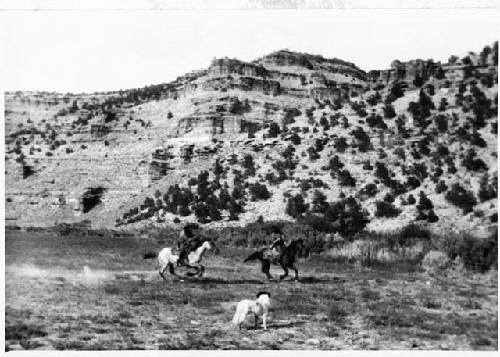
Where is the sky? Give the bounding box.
[1,9,498,93]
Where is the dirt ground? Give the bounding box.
[4,230,498,350]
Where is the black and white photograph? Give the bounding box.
[1,0,499,351]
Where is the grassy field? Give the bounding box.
[4,229,498,350]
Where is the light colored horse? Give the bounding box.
[144,240,218,281]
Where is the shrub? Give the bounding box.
[383,103,397,119]
[407,194,416,205]
[242,154,256,176]
[350,101,368,117]
[434,114,448,132]
[338,170,356,186]
[290,133,301,145]
[207,202,222,221]
[249,182,271,201]
[406,176,421,191]
[436,145,449,157]
[325,155,344,173]
[360,183,377,197]
[462,150,487,171]
[366,91,382,106]
[394,147,406,160]
[299,179,312,192]
[389,82,405,100]
[362,160,373,171]
[438,98,448,111]
[375,201,401,218]
[351,127,371,152]
[443,233,497,272]
[323,197,370,237]
[334,137,348,152]
[434,66,446,80]
[268,122,281,138]
[228,198,243,220]
[197,171,211,201]
[229,98,251,115]
[445,183,477,213]
[300,212,333,234]
[193,202,210,223]
[265,172,280,185]
[478,174,497,202]
[178,205,191,216]
[407,90,434,128]
[413,74,424,87]
[416,191,433,211]
[366,113,387,129]
[285,194,308,218]
[307,146,320,161]
[426,84,435,96]
[374,162,391,183]
[311,190,328,213]
[435,180,448,194]
[469,131,487,148]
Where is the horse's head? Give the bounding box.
[293,238,306,251]
[203,239,220,255]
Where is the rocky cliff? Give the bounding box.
[4,43,498,238]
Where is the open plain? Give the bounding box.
[5,229,497,350]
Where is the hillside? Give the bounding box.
[4,43,498,238]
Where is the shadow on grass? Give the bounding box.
[296,276,346,284]
[186,277,267,285]
[245,320,307,330]
[167,275,345,285]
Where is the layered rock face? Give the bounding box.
[4,44,498,232]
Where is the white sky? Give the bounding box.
[1,9,498,93]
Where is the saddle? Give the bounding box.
[263,248,281,264]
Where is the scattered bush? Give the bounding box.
[290,132,301,145]
[445,183,477,213]
[462,150,487,171]
[334,137,348,152]
[286,194,308,218]
[478,174,497,202]
[435,180,448,194]
[360,183,377,197]
[248,182,271,201]
[442,233,497,272]
[337,170,356,187]
[375,200,401,218]
[383,103,397,119]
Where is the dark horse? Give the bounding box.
[243,238,305,281]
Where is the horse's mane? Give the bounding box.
[257,291,271,298]
[191,239,207,251]
[288,239,304,250]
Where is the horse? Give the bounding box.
[143,239,218,281]
[243,238,305,281]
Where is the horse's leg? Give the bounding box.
[159,264,168,281]
[261,260,273,281]
[197,265,205,277]
[292,264,299,281]
[185,263,201,277]
[168,263,178,276]
[254,313,259,329]
[280,265,289,280]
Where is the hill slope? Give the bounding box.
[4,43,498,238]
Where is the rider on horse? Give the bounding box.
[177,223,203,265]
[265,225,286,263]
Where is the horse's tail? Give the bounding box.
[143,251,157,259]
[243,251,262,263]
